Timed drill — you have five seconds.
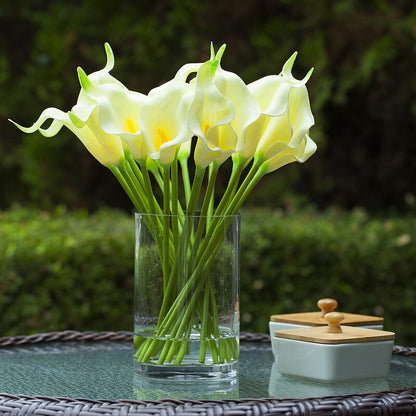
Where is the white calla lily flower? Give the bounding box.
[188,46,261,168]
[76,45,147,162]
[210,47,261,153]
[247,52,316,173]
[11,102,125,167]
[9,43,145,167]
[139,78,194,166]
[188,60,236,168]
[260,134,317,173]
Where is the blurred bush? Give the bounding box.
[1,207,415,346]
[0,0,415,212]
[0,207,134,333]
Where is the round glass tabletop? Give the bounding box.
[0,336,415,401]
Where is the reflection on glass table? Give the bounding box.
[0,339,415,401]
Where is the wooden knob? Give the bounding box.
[325,312,344,333]
[317,298,337,317]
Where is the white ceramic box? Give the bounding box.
[272,312,394,381]
[269,298,384,356]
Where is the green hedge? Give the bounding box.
[0,207,134,334]
[1,207,415,345]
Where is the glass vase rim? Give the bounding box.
[135,211,241,219]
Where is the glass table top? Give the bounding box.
[0,340,415,401]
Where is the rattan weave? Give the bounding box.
[0,331,415,416]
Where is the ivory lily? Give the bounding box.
[187,60,236,168]
[188,45,261,168]
[11,103,125,167]
[248,52,316,172]
[139,79,194,166]
[75,44,147,162]
[10,43,145,167]
[208,45,260,153]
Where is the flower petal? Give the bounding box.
[10,107,68,137]
[214,66,260,151]
[188,60,236,151]
[248,76,292,116]
[140,79,193,165]
[263,134,317,173]
[174,63,203,84]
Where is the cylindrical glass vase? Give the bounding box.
[134,212,240,379]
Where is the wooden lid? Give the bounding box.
[274,312,395,344]
[270,298,384,326]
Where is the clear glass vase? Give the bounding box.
[134,212,240,379]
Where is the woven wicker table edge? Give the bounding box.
[0,330,414,355]
[0,330,272,347]
[1,389,416,416]
[1,331,416,415]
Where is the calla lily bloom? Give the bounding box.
[247,52,316,172]
[188,46,261,168]
[75,45,147,162]
[11,102,125,167]
[136,58,206,167]
[258,133,317,173]
[208,45,260,153]
[10,43,144,167]
[188,60,236,168]
[139,78,194,166]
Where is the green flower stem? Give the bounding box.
[151,219,230,341]
[137,162,161,216]
[170,157,180,248]
[162,165,172,290]
[226,161,268,215]
[127,159,172,269]
[192,159,265,266]
[203,162,219,213]
[125,151,148,195]
[155,196,200,324]
[166,164,258,320]
[136,160,265,367]
[158,165,205,288]
[192,162,219,257]
[137,225,236,364]
[179,157,191,207]
[208,281,220,339]
[173,322,194,365]
[160,163,250,350]
[186,166,205,216]
[135,162,179,269]
[121,164,149,208]
[158,266,207,338]
[187,162,266,296]
[149,164,164,193]
[212,158,246,217]
[168,341,180,363]
[207,164,215,222]
[198,285,211,363]
[162,162,263,326]
[157,339,172,365]
[109,165,146,213]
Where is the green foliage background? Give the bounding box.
[1,0,415,211]
[1,207,415,345]
[0,1,416,341]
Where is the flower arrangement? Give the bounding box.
[11,43,316,368]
